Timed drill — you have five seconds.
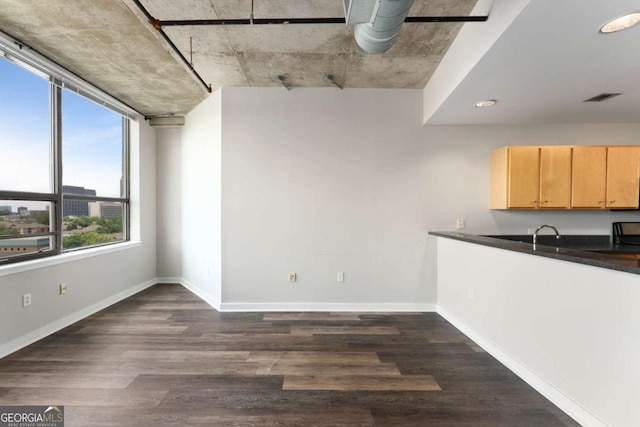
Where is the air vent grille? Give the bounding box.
[583,93,622,102]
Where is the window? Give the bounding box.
[61,89,129,250]
[0,34,133,265]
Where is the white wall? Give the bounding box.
[180,90,222,307]
[156,128,182,279]
[160,88,640,309]
[435,236,640,427]
[214,87,640,309]
[0,117,157,357]
[220,88,432,309]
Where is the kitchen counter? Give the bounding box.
[429,232,640,275]
[432,232,640,426]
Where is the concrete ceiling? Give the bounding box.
[3,0,637,125]
[0,0,206,116]
[0,0,477,117]
[426,0,640,124]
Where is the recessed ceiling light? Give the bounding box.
[600,12,640,33]
[474,99,497,108]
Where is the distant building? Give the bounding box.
[17,207,28,215]
[0,237,50,255]
[88,202,122,218]
[0,205,11,214]
[26,210,48,217]
[8,222,50,235]
[63,185,96,217]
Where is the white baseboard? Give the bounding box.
[161,277,435,313]
[220,302,436,312]
[0,278,158,359]
[156,277,183,284]
[436,306,607,427]
[178,278,221,311]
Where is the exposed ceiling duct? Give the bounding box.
[344,0,416,53]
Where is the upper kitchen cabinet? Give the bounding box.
[571,146,607,208]
[489,146,571,209]
[491,145,640,210]
[490,146,539,209]
[606,146,640,209]
[539,146,572,208]
[572,146,640,209]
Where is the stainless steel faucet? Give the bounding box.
[532,224,561,245]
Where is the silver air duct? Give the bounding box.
[344,0,415,53]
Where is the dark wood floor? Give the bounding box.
[0,284,578,426]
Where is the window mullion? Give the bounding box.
[0,191,56,202]
[61,195,128,203]
[123,118,130,241]
[51,83,63,254]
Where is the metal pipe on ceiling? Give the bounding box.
[131,0,212,93]
[157,15,488,27]
[154,5,487,55]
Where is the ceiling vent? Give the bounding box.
[582,93,622,102]
[344,0,416,53]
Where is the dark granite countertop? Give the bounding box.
[429,232,640,275]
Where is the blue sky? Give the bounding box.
[0,57,123,210]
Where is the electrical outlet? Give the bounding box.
[456,219,465,229]
[337,272,344,282]
[59,283,67,295]
[22,293,32,307]
[468,288,474,300]
[289,272,296,282]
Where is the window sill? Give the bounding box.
[0,241,142,277]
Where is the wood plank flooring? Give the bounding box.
[0,283,578,426]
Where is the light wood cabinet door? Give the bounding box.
[606,146,640,208]
[507,146,540,208]
[489,147,508,209]
[571,146,606,208]
[539,146,571,208]
[491,145,640,210]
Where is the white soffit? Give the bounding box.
[425,0,640,125]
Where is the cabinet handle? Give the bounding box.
[598,200,604,204]
[543,200,549,204]
[610,199,616,203]
[532,200,537,204]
